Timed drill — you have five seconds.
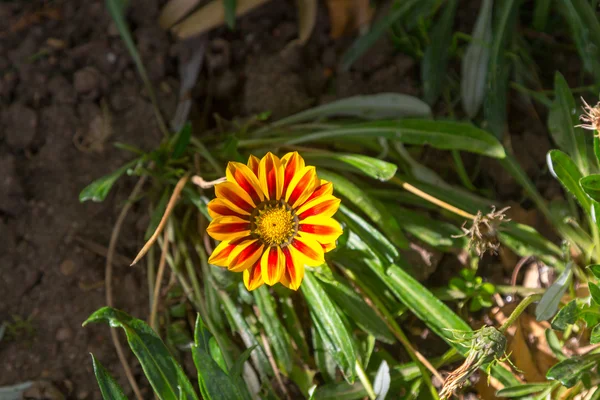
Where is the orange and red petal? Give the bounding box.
[259,152,284,201]
[290,233,325,266]
[285,166,320,209]
[243,260,264,291]
[227,239,265,272]
[215,181,256,214]
[208,240,237,267]
[280,246,305,290]
[281,152,305,194]
[306,181,333,203]
[247,155,260,176]
[299,216,343,244]
[261,246,285,286]
[207,198,249,220]
[296,195,341,220]
[226,161,264,204]
[206,216,251,241]
[321,242,337,253]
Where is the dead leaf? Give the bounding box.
[172,0,271,39]
[159,0,202,30]
[325,0,372,38]
[293,0,317,45]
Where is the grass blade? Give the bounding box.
[303,153,397,181]
[547,149,590,211]
[83,307,198,400]
[91,354,128,400]
[302,271,357,383]
[421,0,457,105]
[461,0,493,118]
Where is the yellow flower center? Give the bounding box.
[253,202,297,246]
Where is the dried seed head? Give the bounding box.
[439,326,507,400]
[454,206,510,257]
[577,97,600,134]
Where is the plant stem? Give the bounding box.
[355,360,377,400]
[390,176,477,220]
[499,294,543,334]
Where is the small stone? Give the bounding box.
[2,104,37,150]
[60,259,76,275]
[56,327,73,342]
[74,67,101,94]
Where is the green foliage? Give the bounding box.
[448,269,495,312]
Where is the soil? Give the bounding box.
[0,0,563,399]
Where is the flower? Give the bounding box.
[577,97,600,134]
[206,152,343,291]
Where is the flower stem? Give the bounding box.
[499,294,543,334]
[355,360,377,400]
[390,176,477,220]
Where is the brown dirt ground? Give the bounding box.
[0,0,564,398]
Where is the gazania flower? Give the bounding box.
[206,152,343,291]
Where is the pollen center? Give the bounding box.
[253,202,297,246]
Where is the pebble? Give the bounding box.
[59,259,76,276]
[56,327,73,342]
[74,66,101,94]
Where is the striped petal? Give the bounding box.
[243,260,264,291]
[259,152,284,201]
[299,216,343,244]
[227,239,265,272]
[226,161,264,204]
[208,240,236,267]
[321,242,337,253]
[207,198,249,220]
[248,155,260,176]
[306,180,333,203]
[206,216,251,241]
[296,195,341,220]
[285,166,320,209]
[261,246,285,285]
[280,245,304,291]
[281,152,305,193]
[215,181,255,214]
[289,233,324,266]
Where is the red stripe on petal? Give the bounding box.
[288,171,313,206]
[220,186,254,213]
[210,222,250,234]
[298,198,340,219]
[233,241,262,264]
[292,238,320,261]
[210,202,247,219]
[234,169,261,204]
[282,246,296,282]
[306,182,332,203]
[299,224,339,235]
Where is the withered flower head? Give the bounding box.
[454,206,510,257]
[439,326,507,400]
[577,97,600,134]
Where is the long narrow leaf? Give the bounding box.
[91,354,128,400]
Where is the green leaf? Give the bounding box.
[285,120,506,158]
[551,299,579,330]
[547,150,590,211]
[91,354,128,400]
[302,271,357,383]
[589,264,600,279]
[581,175,600,203]
[498,222,563,268]
[392,206,466,249]
[533,0,551,30]
[461,0,493,118]
[545,329,566,360]
[79,159,138,202]
[319,276,395,344]
[548,72,588,174]
[546,354,600,388]
[191,346,246,400]
[320,171,408,249]
[591,324,600,344]
[253,286,293,374]
[569,0,600,80]
[536,263,573,321]
[83,307,198,400]
[303,153,397,181]
[484,0,519,138]
[590,282,600,305]
[421,0,457,105]
[224,0,236,29]
[171,122,192,159]
[341,0,420,70]
[229,345,256,379]
[273,94,431,126]
[496,382,551,397]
